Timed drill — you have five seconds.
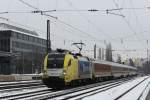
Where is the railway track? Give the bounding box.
[0,80,42,88]
[81,75,150,100]
[0,80,41,85]
[0,76,137,100]
[0,80,44,93]
[114,76,150,100]
[1,76,148,100]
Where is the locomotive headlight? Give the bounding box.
[63,70,66,75]
[43,70,48,78]
[43,70,47,74]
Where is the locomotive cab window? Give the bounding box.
[47,53,65,68]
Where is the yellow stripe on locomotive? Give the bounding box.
[63,53,79,83]
[43,54,48,78]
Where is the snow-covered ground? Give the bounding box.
[0,76,150,100]
[0,87,48,97]
[0,80,41,85]
[139,83,150,100]
[83,76,150,100]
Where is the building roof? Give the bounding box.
[0,23,38,36]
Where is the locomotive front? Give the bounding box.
[42,52,67,88]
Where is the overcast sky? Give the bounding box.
[0,0,150,59]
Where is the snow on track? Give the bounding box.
[54,79,130,100]
[83,76,150,100]
[0,80,41,85]
[139,83,150,100]
[0,87,48,98]
[22,78,131,100]
[1,76,149,100]
[118,76,150,100]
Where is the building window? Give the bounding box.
[37,38,39,43]
[17,33,22,39]
[22,34,25,40]
[12,41,16,47]
[0,32,10,52]
[26,35,29,40]
[29,36,33,42]
[12,32,17,38]
[39,39,42,44]
[32,37,35,42]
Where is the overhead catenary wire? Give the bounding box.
[17,0,92,41]
[129,0,145,39]
[65,0,114,42]
[18,0,107,45]
[1,9,150,43]
[112,0,145,42]
[0,14,102,45]
[19,0,38,10]
[0,7,150,14]
[64,0,133,56]
[7,0,150,57]
[129,0,148,58]
[0,16,79,48]
[17,0,109,53]
[17,0,150,43]
[56,18,105,43]
[0,16,68,41]
[112,0,147,58]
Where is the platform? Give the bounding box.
[0,74,42,81]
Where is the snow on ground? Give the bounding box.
[0,80,41,85]
[83,76,150,100]
[119,77,150,100]
[54,80,128,100]
[0,87,48,97]
[0,76,150,100]
[135,81,150,100]
[139,83,150,100]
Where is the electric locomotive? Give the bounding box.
[42,49,92,88]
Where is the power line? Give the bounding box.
[56,18,104,43]
[0,6,150,14]
[18,0,106,45]
[0,13,104,44]
[0,10,94,41]
[1,9,150,43]
[5,0,150,50]
[1,0,149,59]
[19,0,38,10]
[0,16,66,40]
[59,0,139,50]
[112,0,146,42]
[52,20,91,40]
[112,0,147,58]
[129,0,145,39]
[65,0,113,41]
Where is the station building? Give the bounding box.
[0,23,46,74]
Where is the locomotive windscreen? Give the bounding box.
[47,53,65,68]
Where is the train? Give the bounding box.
[42,49,137,88]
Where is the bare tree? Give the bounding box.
[142,60,150,74]
[129,58,135,66]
